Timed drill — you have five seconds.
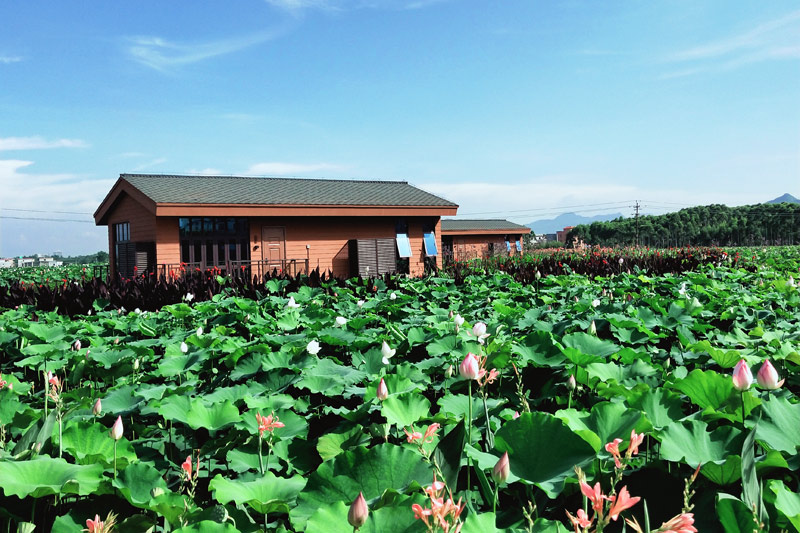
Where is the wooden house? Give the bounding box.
[440,219,531,261]
[93,174,458,278]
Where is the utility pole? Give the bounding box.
[632,200,641,247]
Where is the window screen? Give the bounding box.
[423,232,438,256]
[396,233,412,258]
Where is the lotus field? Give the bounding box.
[0,248,799,532]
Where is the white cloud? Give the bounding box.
[127,29,287,72]
[0,136,89,151]
[245,161,345,175]
[131,157,167,171]
[662,9,800,77]
[419,178,762,224]
[0,55,23,64]
[186,168,223,176]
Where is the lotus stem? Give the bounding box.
[113,439,117,481]
[466,380,473,504]
[258,436,264,475]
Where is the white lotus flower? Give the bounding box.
[335,316,348,327]
[286,296,301,309]
[389,292,397,300]
[185,293,194,302]
[678,282,687,297]
[471,322,490,344]
[196,327,203,337]
[591,299,600,308]
[357,300,365,308]
[307,340,321,355]
[180,341,188,353]
[381,341,396,364]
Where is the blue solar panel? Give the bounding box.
[396,234,412,258]
[423,232,438,256]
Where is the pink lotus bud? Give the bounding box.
[72,339,81,351]
[567,374,577,391]
[110,416,123,440]
[756,359,784,390]
[376,378,388,401]
[459,353,481,380]
[347,492,369,529]
[732,359,753,391]
[92,398,102,416]
[492,452,510,483]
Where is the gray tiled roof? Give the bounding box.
[121,174,458,207]
[441,219,531,232]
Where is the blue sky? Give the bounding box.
[1,1,798,256]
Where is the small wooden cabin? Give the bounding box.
[93,174,458,278]
[440,219,531,262]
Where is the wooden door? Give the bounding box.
[261,227,285,271]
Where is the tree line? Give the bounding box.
[567,202,800,247]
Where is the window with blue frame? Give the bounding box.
[423,231,438,256]
[396,233,412,258]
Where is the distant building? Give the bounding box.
[556,226,574,243]
[440,219,531,261]
[0,259,13,269]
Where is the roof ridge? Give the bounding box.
[121,173,410,185]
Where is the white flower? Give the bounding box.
[471,322,490,344]
[335,316,348,327]
[678,282,687,297]
[788,276,796,288]
[381,341,396,364]
[134,308,142,314]
[618,257,624,265]
[591,299,600,308]
[307,340,321,355]
[196,327,203,337]
[185,293,194,302]
[180,341,188,353]
[389,292,397,300]
[589,320,597,335]
[357,300,365,308]
[454,314,465,327]
[133,358,140,371]
[286,296,301,309]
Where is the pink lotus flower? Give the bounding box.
[567,375,577,391]
[85,515,103,533]
[605,438,623,469]
[92,398,102,416]
[110,416,123,441]
[566,508,593,529]
[629,430,645,457]
[492,452,510,483]
[580,481,607,513]
[607,486,640,521]
[376,378,388,401]
[181,455,192,476]
[459,353,481,380]
[348,492,369,529]
[732,359,753,391]
[756,359,784,390]
[657,512,697,533]
[256,411,285,437]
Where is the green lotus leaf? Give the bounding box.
[755,395,800,453]
[101,385,146,415]
[172,522,240,533]
[317,426,371,462]
[295,358,366,395]
[0,456,104,498]
[61,420,137,467]
[291,444,431,530]
[658,420,744,467]
[768,480,800,531]
[112,460,168,507]
[561,332,620,358]
[157,395,241,432]
[494,412,596,496]
[511,331,565,368]
[716,493,754,533]
[556,401,645,452]
[381,393,430,428]
[304,497,421,533]
[209,471,306,515]
[627,388,685,430]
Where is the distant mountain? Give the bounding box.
[528,212,625,235]
[766,193,799,204]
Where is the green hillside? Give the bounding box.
[568,202,800,247]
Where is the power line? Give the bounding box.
[0,207,93,215]
[0,215,95,223]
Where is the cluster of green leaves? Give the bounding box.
[0,263,99,289]
[0,248,798,532]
